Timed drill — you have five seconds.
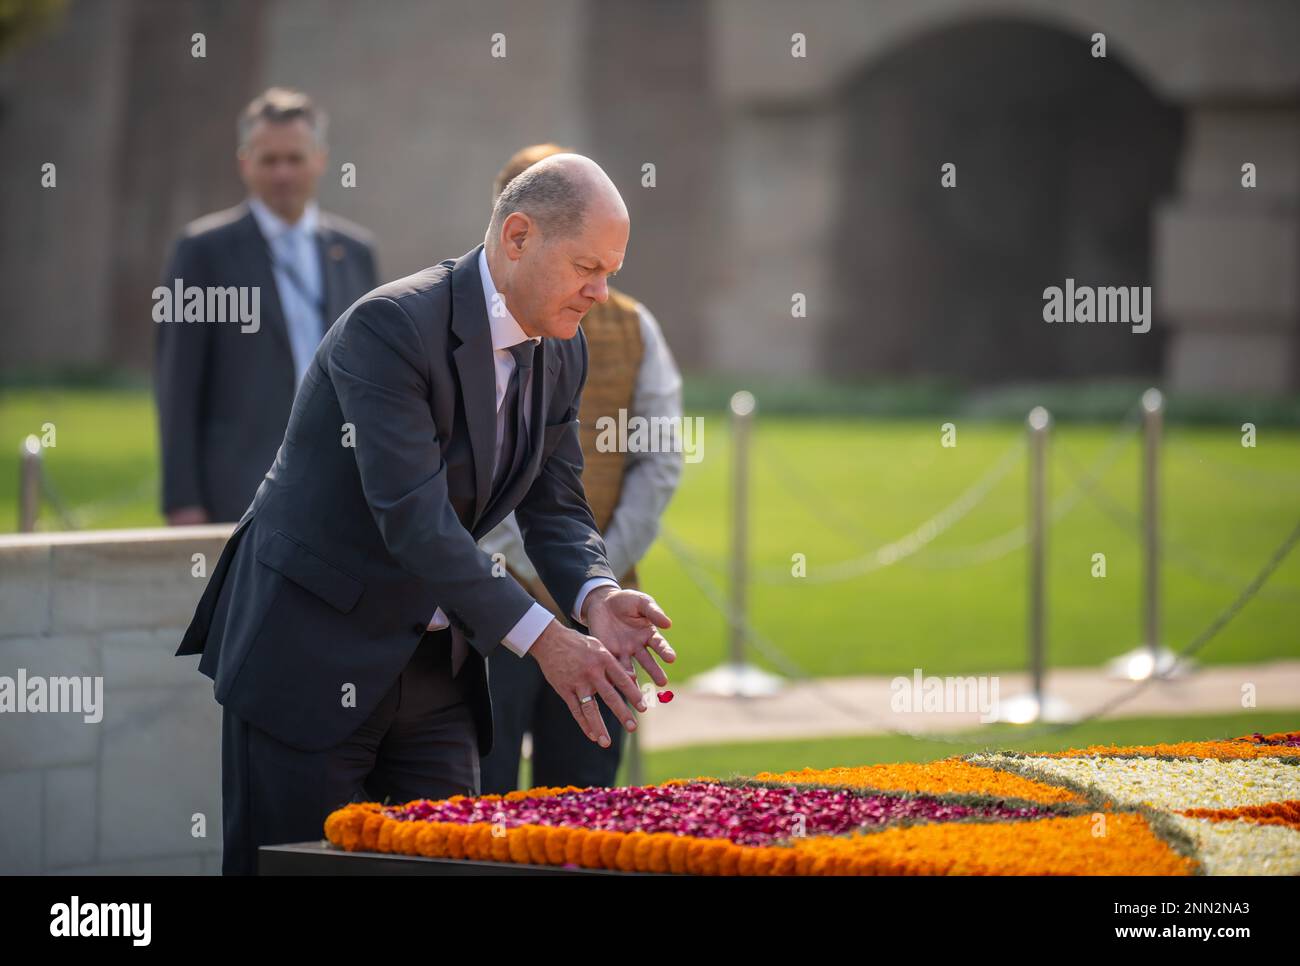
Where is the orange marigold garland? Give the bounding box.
[755,760,1086,805]
[321,727,1297,875]
[1028,731,1300,761]
[1179,800,1300,829]
[784,813,1195,876]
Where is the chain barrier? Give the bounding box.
[1172,442,1300,490]
[1054,440,1300,601]
[910,408,1142,570]
[658,519,1300,747]
[716,403,1142,581]
[32,462,158,531]
[33,461,81,529]
[747,438,1022,581]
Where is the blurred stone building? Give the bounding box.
[1,0,1296,392]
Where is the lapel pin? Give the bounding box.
[328,243,346,261]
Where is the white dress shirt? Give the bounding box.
[478,299,683,582]
[248,197,324,390]
[426,248,619,655]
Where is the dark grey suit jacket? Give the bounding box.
[154,202,378,522]
[175,244,616,758]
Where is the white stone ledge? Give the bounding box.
[0,523,235,551]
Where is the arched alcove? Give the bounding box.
[826,18,1185,384]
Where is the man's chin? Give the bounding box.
[552,315,582,339]
[264,195,305,219]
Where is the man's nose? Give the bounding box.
[586,276,610,304]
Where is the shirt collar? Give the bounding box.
[478,246,541,351]
[248,196,319,241]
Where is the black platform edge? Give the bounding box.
[258,840,660,875]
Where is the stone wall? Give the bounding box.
[0,524,234,875]
[2,0,1296,389]
[709,0,1300,389]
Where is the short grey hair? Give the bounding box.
[238,87,328,152]
[487,162,587,245]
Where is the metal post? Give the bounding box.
[1027,406,1049,707]
[1142,388,1161,659]
[1107,388,1183,679]
[991,407,1073,723]
[729,391,752,668]
[19,435,42,532]
[625,727,643,787]
[687,391,783,697]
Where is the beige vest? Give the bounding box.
[512,287,645,620]
[577,288,644,540]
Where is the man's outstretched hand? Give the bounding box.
[528,588,675,749]
[582,587,674,685]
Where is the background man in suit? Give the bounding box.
[175,153,676,874]
[478,143,683,793]
[154,86,378,525]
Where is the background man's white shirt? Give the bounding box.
[248,197,323,390]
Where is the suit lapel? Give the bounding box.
[450,245,497,526]
[233,205,292,361]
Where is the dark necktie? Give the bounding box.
[450,339,538,678]
[491,340,537,499]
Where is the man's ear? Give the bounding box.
[502,212,532,259]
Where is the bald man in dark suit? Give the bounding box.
[176,154,676,874]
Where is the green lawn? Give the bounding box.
[647,416,1300,679]
[0,386,163,531]
[618,710,1300,786]
[3,385,1298,681]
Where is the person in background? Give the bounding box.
[478,143,684,793]
[155,86,378,524]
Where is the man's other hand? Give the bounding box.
[166,506,211,526]
[530,616,652,749]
